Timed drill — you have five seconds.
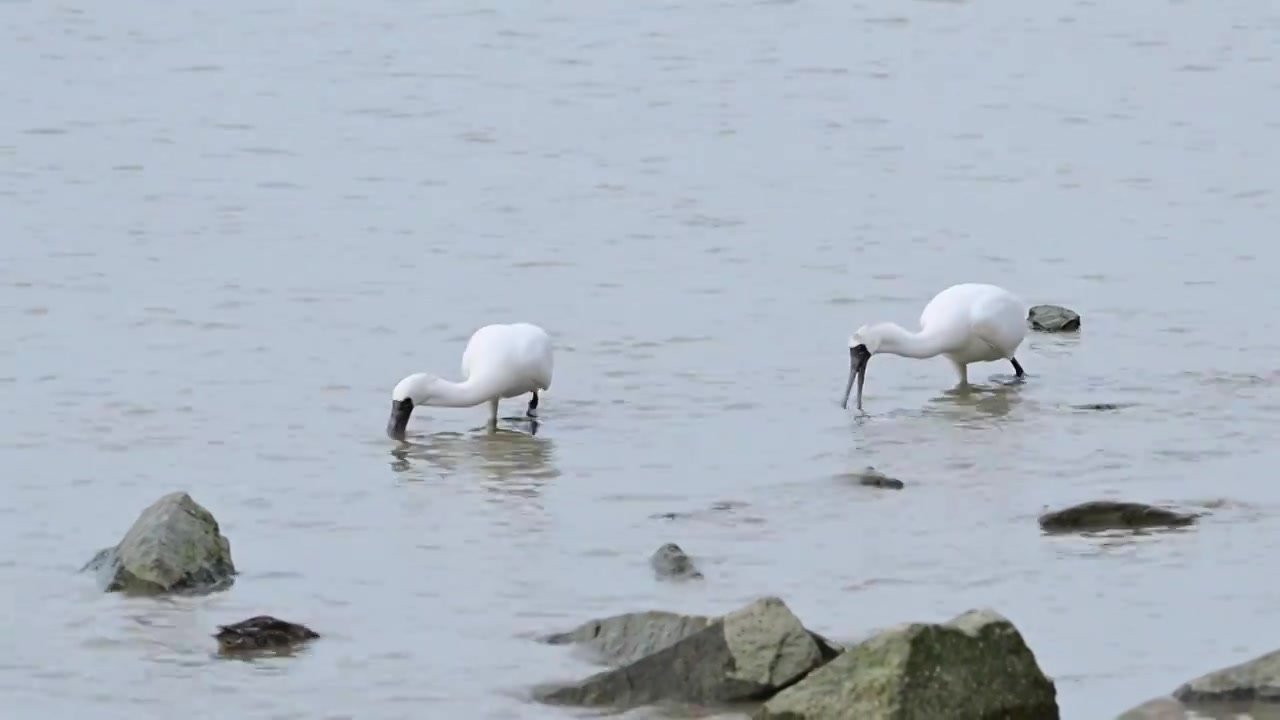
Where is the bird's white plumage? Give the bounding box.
[459,322,553,398]
[842,283,1027,410]
[915,283,1026,366]
[390,322,553,432]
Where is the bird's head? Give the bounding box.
[387,372,441,439]
[848,324,889,355]
[841,324,883,411]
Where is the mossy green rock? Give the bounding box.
[754,608,1058,720]
[82,491,235,594]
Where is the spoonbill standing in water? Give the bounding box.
[841,283,1027,411]
[387,322,553,439]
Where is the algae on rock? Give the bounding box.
[755,608,1058,720]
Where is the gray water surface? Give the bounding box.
[4,1,1280,718]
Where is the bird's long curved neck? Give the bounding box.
[877,323,950,359]
[425,375,504,408]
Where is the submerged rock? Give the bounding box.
[755,608,1058,720]
[1028,304,1081,332]
[1039,501,1198,533]
[1173,646,1280,704]
[82,491,235,594]
[536,596,827,709]
[845,466,904,490]
[650,543,703,580]
[215,615,319,654]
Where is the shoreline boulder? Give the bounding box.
[536,596,828,709]
[1027,304,1081,332]
[1173,646,1280,704]
[1118,646,1280,717]
[542,609,717,667]
[1039,501,1199,533]
[755,608,1058,720]
[82,491,236,594]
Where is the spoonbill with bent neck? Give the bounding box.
[841,283,1027,411]
[388,322,554,439]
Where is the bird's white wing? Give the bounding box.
[969,291,1027,357]
[460,323,553,390]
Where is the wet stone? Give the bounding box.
[1173,646,1280,704]
[1027,304,1081,332]
[535,596,826,710]
[541,610,716,667]
[215,615,319,655]
[82,491,236,594]
[755,608,1059,720]
[1039,501,1199,533]
[650,542,703,580]
[846,466,904,490]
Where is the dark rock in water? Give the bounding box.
[845,466,904,490]
[755,608,1059,719]
[82,491,235,594]
[215,615,319,654]
[1039,501,1198,533]
[535,596,827,709]
[1028,304,1081,332]
[650,543,703,580]
[542,610,716,667]
[1073,402,1124,411]
[1173,646,1280,705]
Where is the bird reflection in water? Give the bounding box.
[924,378,1026,424]
[388,426,559,498]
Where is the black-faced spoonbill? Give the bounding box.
[387,322,554,438]
[841,283,1027,411]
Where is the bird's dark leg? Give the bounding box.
[1011,357,1025,378]
[526,391,539,419]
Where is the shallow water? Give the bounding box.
[3,1,1280,718]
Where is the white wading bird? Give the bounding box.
[387,322,554,438]
[841,283,1027,411]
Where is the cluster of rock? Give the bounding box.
[534,596,1060,719]
[82,491,317,654]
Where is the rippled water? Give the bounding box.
[4,1,1280,718]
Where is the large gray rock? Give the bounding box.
[1116,647,1280,719]
[1117,693,1280,719]
[536,596,828,709]
[1114,696,1192,719]
[755,608,1058,720]
[82,491,235,594]
[1174,647,1280,704]
[542,609,717,667]
[1027,304,1081,332]
[1039,501,1199,533]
